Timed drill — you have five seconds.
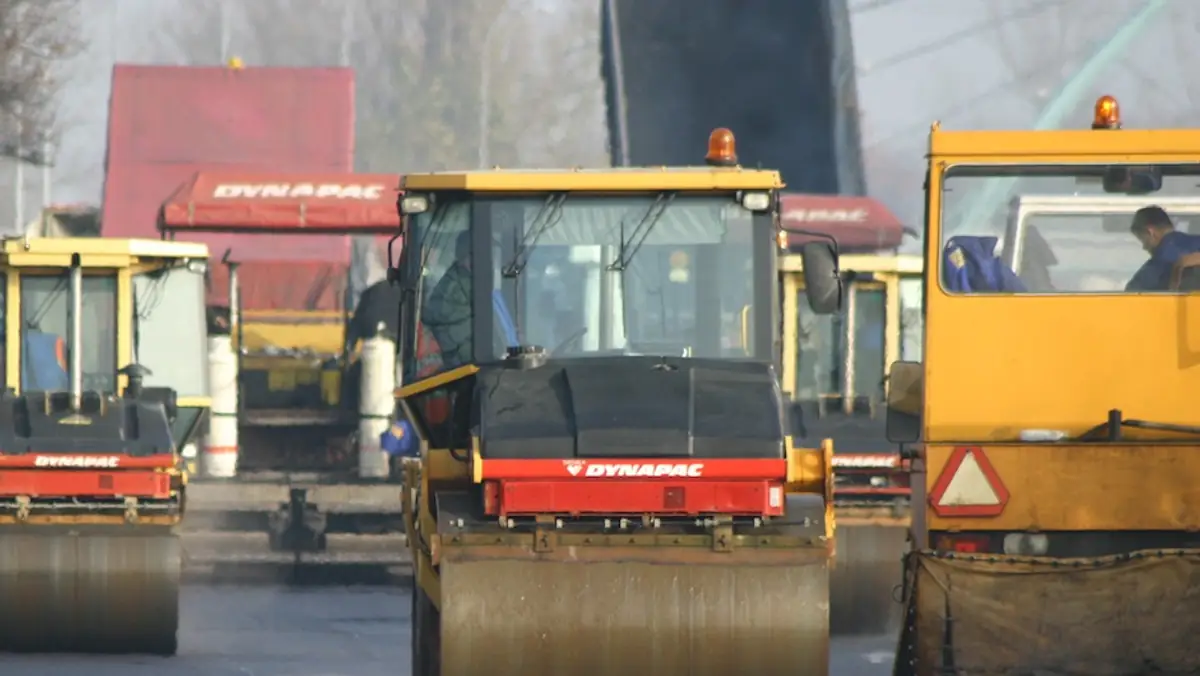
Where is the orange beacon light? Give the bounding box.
[705,128,738,166]
[1092,95,1120,130]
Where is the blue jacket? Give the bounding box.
[943,236,1026,293]
[1125,231,1200,291]
[23,331,68,391]
[380,419,417,457]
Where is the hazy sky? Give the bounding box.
[24,0,1200,230]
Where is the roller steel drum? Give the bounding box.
[416,547,830,676]
[0,526,180,655]
[829,520,907,636]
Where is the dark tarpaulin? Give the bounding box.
[603,0,866,195]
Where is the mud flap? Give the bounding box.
[436,550,829,676]
[905,549,1200,676]
[830,515,907,635]
[0,526,180,655]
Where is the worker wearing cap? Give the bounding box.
[1126,206,1200,291]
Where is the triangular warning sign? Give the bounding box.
[928,447,1009,517]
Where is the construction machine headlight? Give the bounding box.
[186,259,208,274]
[740,191,771,212]
[400,195,430,214]
[1003,532,1049,556]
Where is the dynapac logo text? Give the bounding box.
[212,183,387,200]
[832,455,898,469]
[34,455,120,468]
[581,463,704,478]
[789,208,868,223]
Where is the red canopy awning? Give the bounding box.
[159,171,402,235]
[780,194,906,252]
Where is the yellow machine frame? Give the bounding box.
[0,236,210,530]
[1,236,211,411]
[396,156,839,675]
[894,101,1200,675]
[399,167,835,608]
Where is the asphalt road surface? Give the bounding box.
[1,585,896,676]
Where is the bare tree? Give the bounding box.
[987,0,1147,119]
[0,0,84,159]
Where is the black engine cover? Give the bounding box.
[477,356,785,460]
[0,390,175,456]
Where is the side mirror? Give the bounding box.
[885,361,923,443]
[799,241,843,314]
[1102,165,1162,194]
[386,231,404,285]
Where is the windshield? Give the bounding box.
[940,164,1200,294]
[21,273,117,392]
[135,266,208,397]
[490,195,757,359]
[403,193,770,380]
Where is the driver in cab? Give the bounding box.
[1125,206,1200,291]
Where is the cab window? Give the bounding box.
[489,195,760,360]
[20,273,117,392]
[404,201,472,383]
[939,163,1200,294]
[134,266,207,396]
[794,283,885,411]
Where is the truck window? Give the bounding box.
[939,163,1200,294]
[134,266,208,397]
[794,283,886,407]
[21,274,117,392]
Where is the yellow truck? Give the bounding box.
[859,96,1200,674]
[780,251,922,634]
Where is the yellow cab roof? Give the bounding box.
[779,251,922,274]
[401,166,784,193]
[0,236,209,268]
[930,125,1200,161]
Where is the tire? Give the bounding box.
[411,581,440,676]
[410,580,422,675]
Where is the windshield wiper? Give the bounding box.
[608,191,676,271]
[1077,409,1200,441]
[502,192,567,278]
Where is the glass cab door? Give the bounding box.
[781,261,920,418]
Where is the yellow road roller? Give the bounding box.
[891,97,1200,674]
[780,251,922,635]
[0,236,210,655]
[394,129,843,675]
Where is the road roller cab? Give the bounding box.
[394,129,843,676]
[892,97,1200,675]
[0,236,210,655]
